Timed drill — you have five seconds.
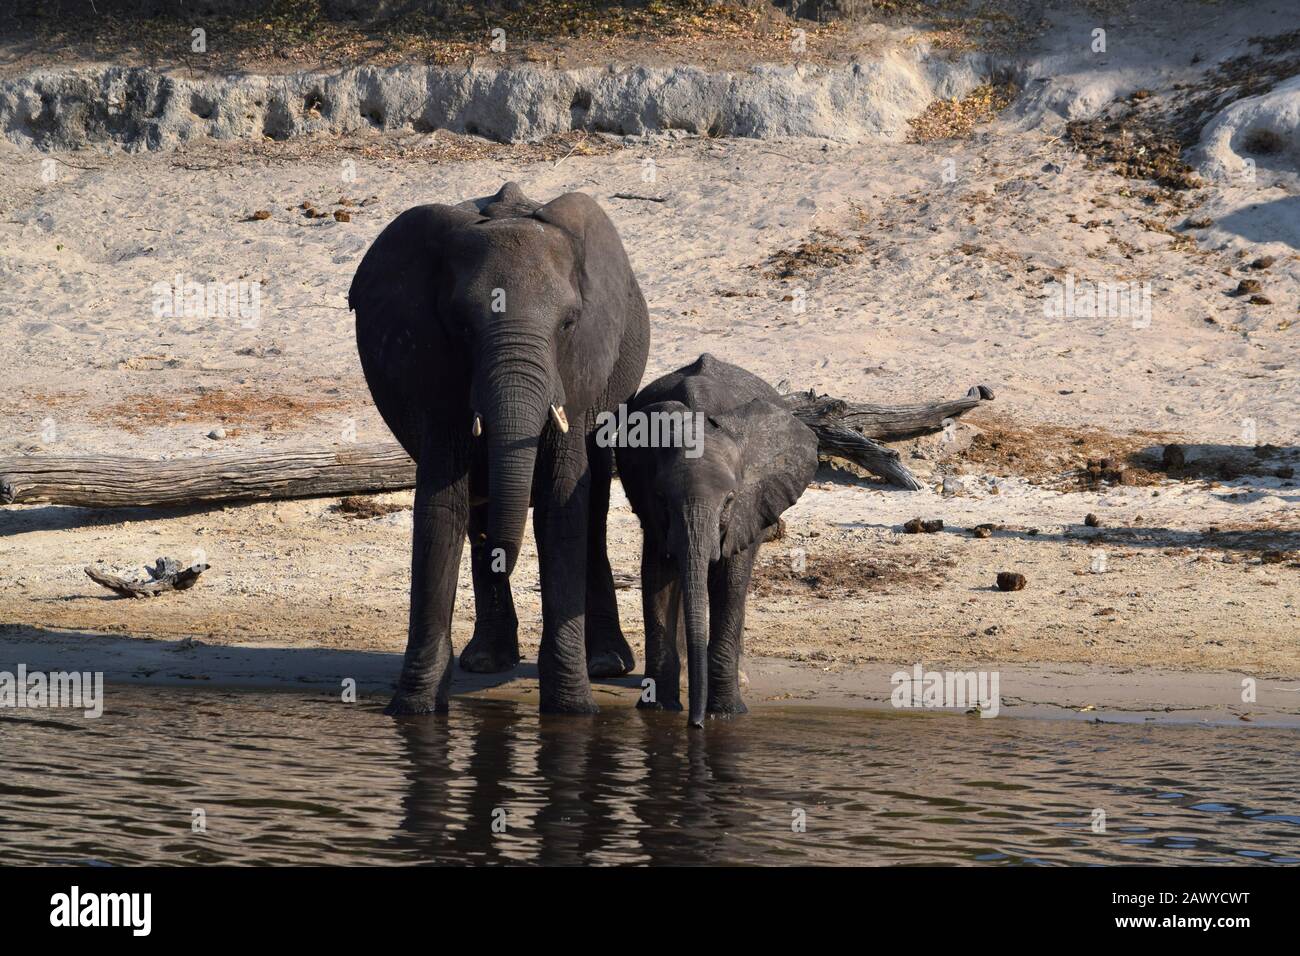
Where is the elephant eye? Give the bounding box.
[560,311,578,331]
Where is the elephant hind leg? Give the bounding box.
[458,501,521,674]
[584,435,635,678]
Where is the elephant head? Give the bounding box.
[350,183,646,575]
[622,397,819,725]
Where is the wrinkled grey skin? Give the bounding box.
[617,354,819,727]
[350,183,649,716]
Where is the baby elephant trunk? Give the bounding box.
[674,503,719,728]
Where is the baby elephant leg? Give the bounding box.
[706,540,758,716]
[637,538,682,711]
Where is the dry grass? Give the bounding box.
[751,547,954,599]
[7,0,840,74]
[1065,114,1202,191]
[906,82,1017,142]
[758,229,866,279]
[958,413,1172,485]
[168,128,620,171]
[958,414,1299,489]
[90,388,351,433]
[333,496,407,519]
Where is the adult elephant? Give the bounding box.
[349,182,649,715]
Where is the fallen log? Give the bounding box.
[781,383,993,492]
[0,384,992,507]
[1,443,415,508]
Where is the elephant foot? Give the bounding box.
[458,629,520,674]
[707,696,749,718]
[585,622,635,678]
[587,648,634,679]
[539,695,600,715]
[384,686,448,716]
[636,697,683,712]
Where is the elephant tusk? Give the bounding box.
[472,414,482,437]
[550,405,569,434]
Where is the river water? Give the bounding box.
[1,687,1297,865]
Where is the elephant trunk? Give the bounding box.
[478,346,552,576]
[675,503,718,728]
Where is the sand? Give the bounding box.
[1,0,1297,724]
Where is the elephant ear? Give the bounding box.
[349,204,485,446]
[719,399,820,557]
[533,192,642,411]
[615,400,687,533]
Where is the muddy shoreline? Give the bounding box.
[5,625,1297,729]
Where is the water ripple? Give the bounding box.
[1,688,1298,865]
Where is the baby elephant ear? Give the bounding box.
[720,399,820,556]
[616,400,689,521]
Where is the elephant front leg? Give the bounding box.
[637,537,682,711]
[387,427,470,716]
[459,501,521,673]
[533,428,598,714]
[706,542,757,717]
[584,436,635,678]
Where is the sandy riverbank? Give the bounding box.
[1,0,1297,725]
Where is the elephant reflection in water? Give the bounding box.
[389,706,758,864]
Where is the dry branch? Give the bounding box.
[85,557,210,598]
[0,384,992,507]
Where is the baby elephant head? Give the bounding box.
[625,398,819,726]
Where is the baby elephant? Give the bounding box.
[616,354,819,727]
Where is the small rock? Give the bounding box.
[1233,279,1261,296]
[250,209,271,221]
[1248,294,1272,305]
[333,210,351,222]
[1277,466,1294,479]
[1161,444,1185,470]
[971,525,992,539]
[1249,255,1276,270]
[207,427,226,440]
[1085,513,1101,527]
[941,476,965,497]
[996,572,1026,592]
[1184,216,1213,229]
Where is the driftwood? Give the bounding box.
[85,557,209,598]
[782,383,994,492]
[0,384,992,508]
